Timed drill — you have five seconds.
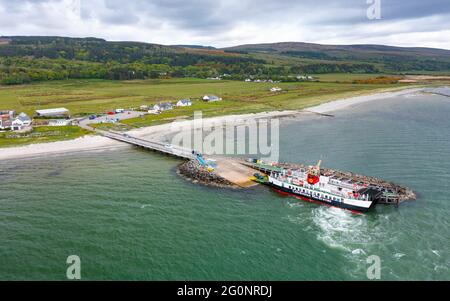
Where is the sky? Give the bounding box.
[0,0,449,49]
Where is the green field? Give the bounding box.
[1,77,409,115]
[0,126,91,148]
[0,77,413,146]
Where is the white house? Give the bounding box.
[153,102,173,112]
[176,99,192,107]
[11,113,32,130]
[270,87,282,92]
[147,109,160,114]
[203,95,222,102]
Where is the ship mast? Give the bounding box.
[307,160,322,185]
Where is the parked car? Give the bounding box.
[89,115,96,120]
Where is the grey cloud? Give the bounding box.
[0,0,449,49]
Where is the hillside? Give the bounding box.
[223,42,450,73]
[1,36,450,85]
[0,36,264,85]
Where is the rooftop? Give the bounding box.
[36,108,69,115]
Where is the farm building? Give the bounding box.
[153,102,174,112]
[0,119,12,130]
[11,113,32,130]
[35,108,70,117]
[176,99,192,107]
[147,109,160,114]
[48,119,72,126]
[203,95,222,102]
[0,110,15,119]
[0,111,30,131]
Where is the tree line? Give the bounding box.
[1,36,449,85]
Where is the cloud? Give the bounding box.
[0,0,449,49]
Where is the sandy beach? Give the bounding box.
[0,87,425,160]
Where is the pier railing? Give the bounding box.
[98,129,196,160]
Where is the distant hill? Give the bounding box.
[224,41,450,56]
[0,36,449,85]
[0,36,263,84]
[223,42,450,73]
[172,45,216,50]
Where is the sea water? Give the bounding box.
[1,89,449,280]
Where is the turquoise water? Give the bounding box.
[1,91,449,280]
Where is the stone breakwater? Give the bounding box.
[177,160,237,188]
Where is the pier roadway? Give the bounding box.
[78,118,258,187]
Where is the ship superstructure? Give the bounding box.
[248,159,416,213]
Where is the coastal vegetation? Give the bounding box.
[0,77,408,117]
[1,36,447,147]
[0,76,413,146]
[0,126,91,148]
[1,37,450,86]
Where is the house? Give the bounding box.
[270,87,282,92]
[48,119,71,126]
[176,99,192,107]
[0,119,12,130]
[0,110,15,119]
[297,75,314,81]
[36,108,70,117]
[140,105,149,111]
[153,102,173,112]
[147,109,160,114]
[203,95,222,102]
[11,113,32,130]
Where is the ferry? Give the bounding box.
[251,160,388,213]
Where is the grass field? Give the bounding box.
[0,77,412,146]
[0,77,409,115]
[0,126,91,148]
[311,73,391,82]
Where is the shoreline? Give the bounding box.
[0,87,426,160]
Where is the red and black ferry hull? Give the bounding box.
[265,182,375,214]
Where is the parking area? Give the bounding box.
[78,110,146,129]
